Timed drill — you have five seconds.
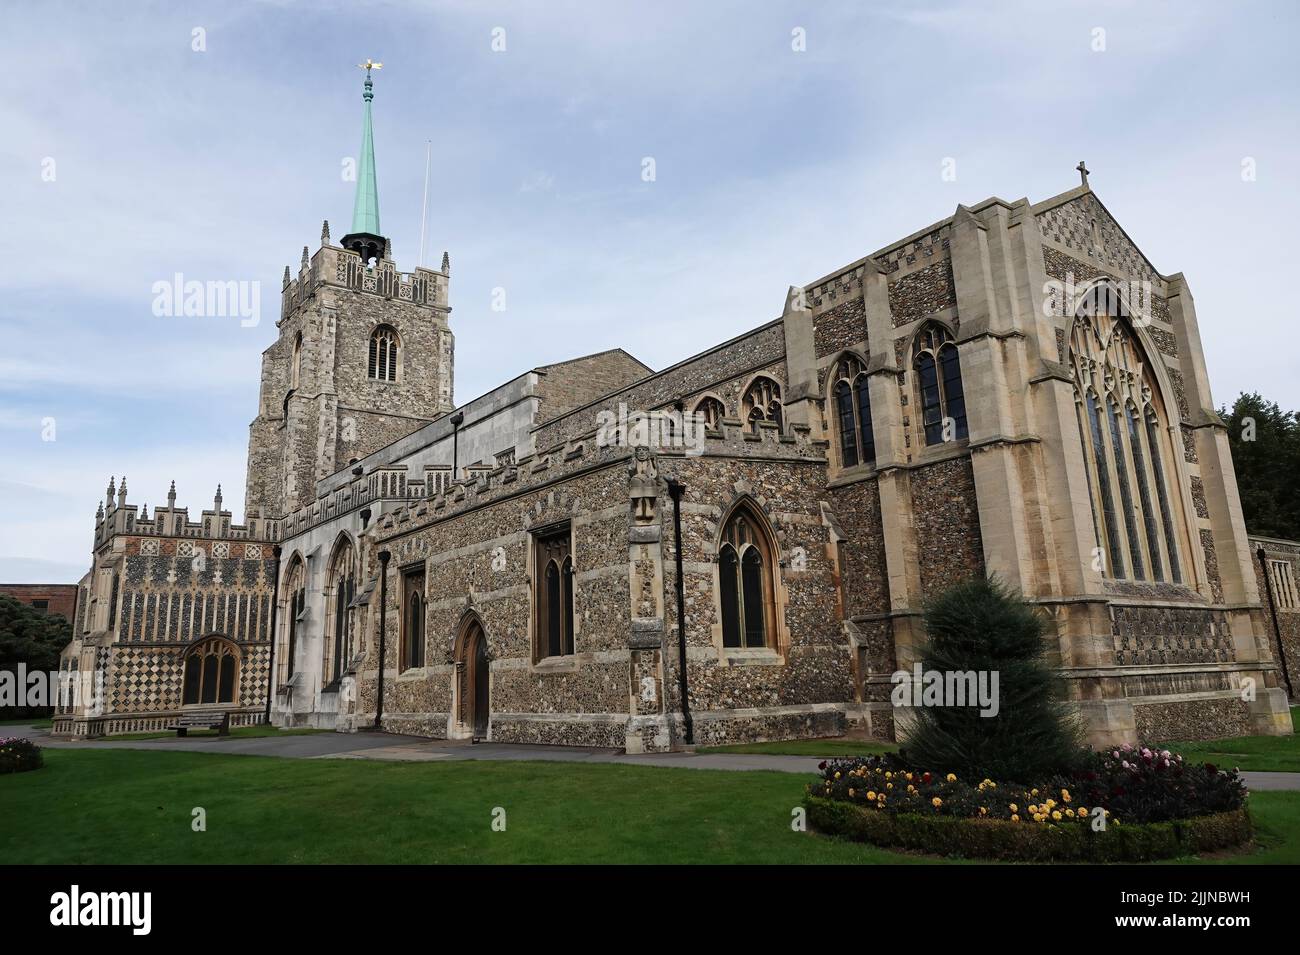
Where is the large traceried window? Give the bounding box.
[534,524,575,660]
[278,557,306,686]
[829,354,875,468]
[693,396,726,432]
[1070,284,1184,583]
[183,637,238,706]
[368,324,399,382]
[323,536,357,688]
[742,376,784,434]
[912,323,968,445]
[718,502,777,650]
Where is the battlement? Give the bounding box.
[93,478,277,552]
[279,221,449,324]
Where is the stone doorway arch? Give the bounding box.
[454,614,490,739]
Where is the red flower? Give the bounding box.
[818,761,827,771]
[922,772,932,784]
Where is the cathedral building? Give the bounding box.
[53,77,1295,750]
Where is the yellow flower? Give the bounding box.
[848,789,855,797]
[946,773,956,782]
[1052,810,1062,821]
[931,797,943,808]
[1028,805,1038,814]
[1009,803,1018,813]
[867,791,876,800]
[1011,814,1020,822]
[834,772,841,779]
[904,773,913,781]
[887,782,893,790]
[1061,790,1072,803]
[979,807,987,816]
[1077,807,1088,818]
[1045,799,1056,810]
[1031,788,1039,796]
[907,784,915,793]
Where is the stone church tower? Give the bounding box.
[245,65,454,519]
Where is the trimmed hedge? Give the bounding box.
[804,795,1253,862]
[0,737,44,775]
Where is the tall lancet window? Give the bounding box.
[369,324,399,382]
[291,332,302,390]
[1069,283,1186,582]
[324,536,357,688]
[829,354,876,468]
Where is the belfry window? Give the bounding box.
[829,354,875,468]
[718,503,777,650]
[534,525,575,660]
[182,638,238,706]
[369,324,399,382]
[1069,283,1185,583]
[912,324,967,445]
[742,377,784,434]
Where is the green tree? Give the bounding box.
[0,594,72,719]
[902,577,1084,781]
[1223,392,1300,541]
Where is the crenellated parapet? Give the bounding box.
[94,478,278,553]
[279,229,449,325]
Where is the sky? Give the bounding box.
[1,0,1298,584]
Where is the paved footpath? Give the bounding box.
[10,723,1300,790]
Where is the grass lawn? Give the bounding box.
[3,748,1298,864]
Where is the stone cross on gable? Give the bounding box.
[1077,160,1090,186]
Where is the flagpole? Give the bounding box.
[417,140,431,267]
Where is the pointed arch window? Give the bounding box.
[402,566,426,671]
[718,504,777,650]
[1069,284,1186,583]
[369,325,399,382]
[324,538,357,687]
[183,638,239,706]
[829,355,875,468]
[291,332,302,390]
[534,525,574,660]
[912,324,967,445]
[694,396,726,432]
[278,559,306,687]
[742,377,783,434]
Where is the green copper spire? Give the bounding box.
[350,60,382,238]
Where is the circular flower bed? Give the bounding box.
[0,737,44,775]
[805,745,1253,862]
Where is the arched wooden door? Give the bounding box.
[456,617,490,739]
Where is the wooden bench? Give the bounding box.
[168,712,230,737]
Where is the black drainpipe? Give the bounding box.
[1257,546,1295,699]
[374,549,391,729]
[263,543,282,725]
[665,478,693,745]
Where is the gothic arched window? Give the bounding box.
[1069,284,1185,582]
[182,638,239,706]
[912,324,967,445]
[718,503,777,650]
[402,566,426,671]
[694,396,726,432]
[324,536,357,688]
[743,377,783,434]
[369,325,399,382]
[534,525,574,660]
[278,557,306,687]
[829,354,875,468]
